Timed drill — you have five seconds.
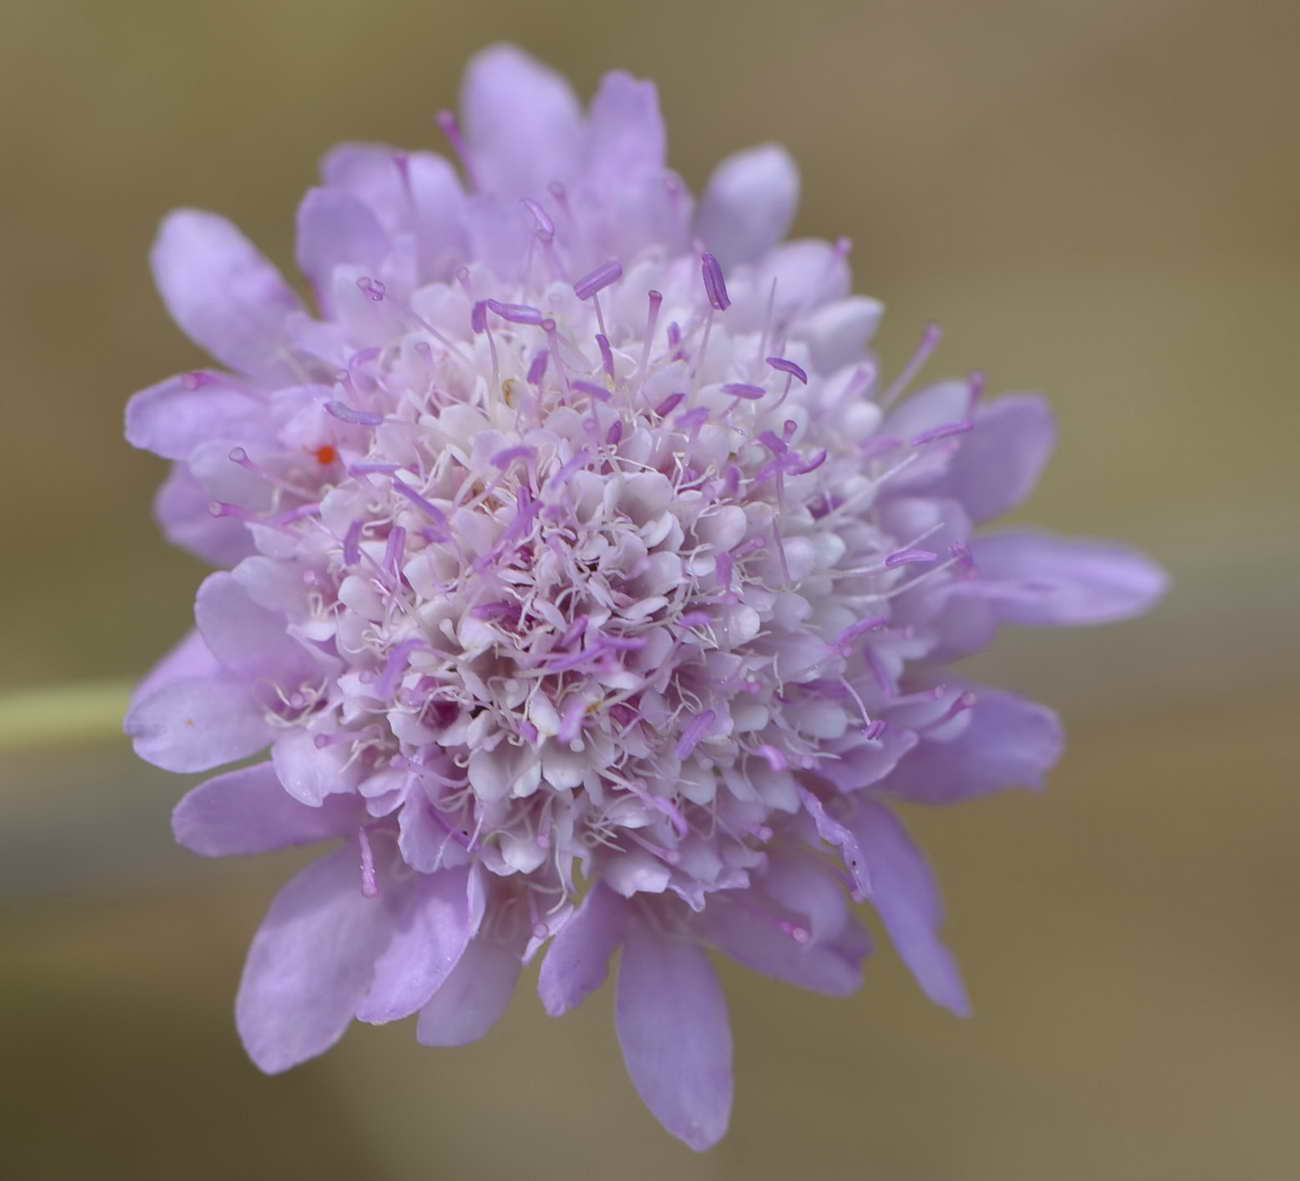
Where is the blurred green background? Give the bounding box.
[2,1,1297,1177]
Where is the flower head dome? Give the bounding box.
[124,45,1166,1150]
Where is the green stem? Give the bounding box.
[0,680,134,751]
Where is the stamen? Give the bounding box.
[325,401,384,427]
[911,421,972,446]
[675,709,717,760]
[390,479,452,540]
[356,276,385,303]
[383,526,406,579]
[596,333,615,381]
[491,446,536,470]
[573,260,623,301]
[485,299,545,327]
[879,321,942,409]
[884,548,938,569]
[766,356,808,384]
[700,253,731,311]
[722,382,766,400]
[521,198,554,240]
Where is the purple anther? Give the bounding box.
[655,392,686,417]
[349,347,381,368]
[884,548,938,569]
[864,720,888,741]
[860,434,903,459]
[491,446,536,469]
[375,638,425,699]
[766,356,809,384]
[573,260,623,301]
[470,300,488,333]
[324,400,384,427]
[756,744,788,772]
[790,449,828,475]
[675,709,717,760]
[911,421,973,447]
[556,696,590,744]
[356,276,385,302]
[342,519,364,566]
[596,333,615,380]
[521,197,555,239]
[836,616,889,647]
[667,322,682,350]
[383,525,406,578]
[347,462,403,477]
[700,253,731,311]
[676,408,709,433]
[390,479,451,539]
[722,382,766,400]
[560,615,589,647]
[527,350,549,386]
[570,379,611,402]
[486,299,545,326]
[547,447,591,489]
[606,420,623,445]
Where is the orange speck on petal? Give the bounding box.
[313,444,338,466]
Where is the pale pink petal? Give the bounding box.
[194,571,315,681]
[124,676,271,772]
[319,144,467,278]
[696,144,800,267]
[934,395,1055,521]
[967,530,1169,626]
[236,846,390,1073]
[154,464,254,567]
[173,762,362,856]
[881,688,1062,804]
[130,629,215,708]
[849,800,970,1015]
[616,917,733,1151]
[357,868,472,1023]
[538,882,627,1017]
[584,70,666,179]
[125,372,267,461]
[704,902,868,997]
[295,187,390,295]
[414,934,522,1046]
[150,209,302,376]
[460,45,581,197]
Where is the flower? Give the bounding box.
[123,44,1166,1150]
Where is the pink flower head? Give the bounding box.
[124,45,1166,1150]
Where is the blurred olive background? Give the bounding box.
[2,1,1297,1177]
